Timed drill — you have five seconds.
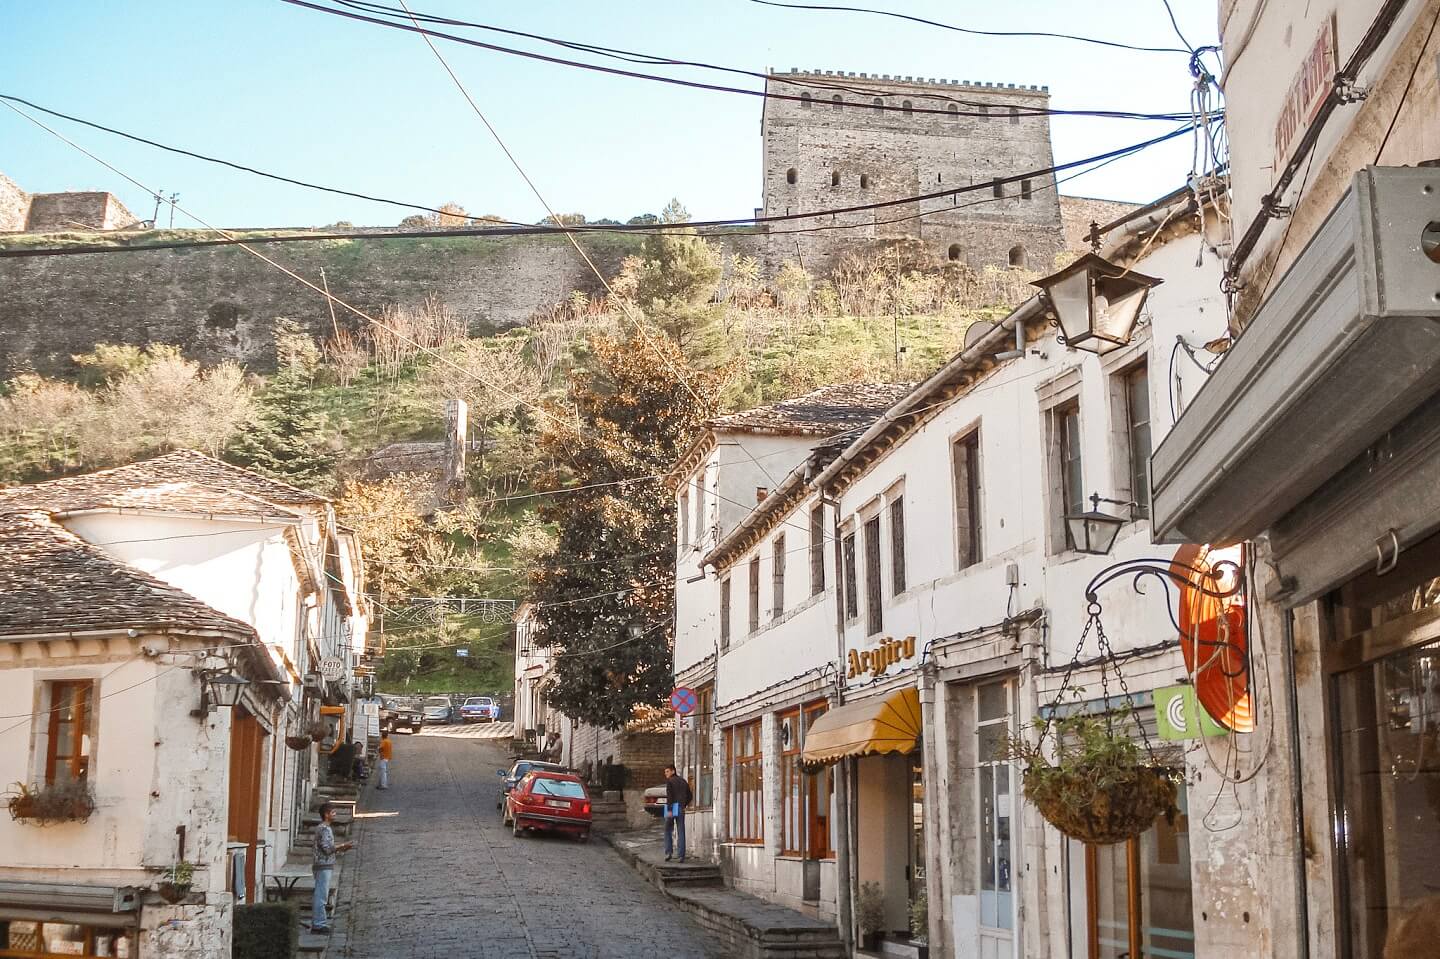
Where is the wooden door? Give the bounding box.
[227,707,266,901]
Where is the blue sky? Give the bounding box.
[2,1,1217,228]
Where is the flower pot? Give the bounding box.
[6,782,97,825]
[156,881,191,904]
[285,735,312,751]
[1023,763,1178,845]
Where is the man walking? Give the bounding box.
[310,803,353,934]
[662,764,692,863]
[376,731,393,790]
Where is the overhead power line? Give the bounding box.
[746,0,1192,55]
[276,0,1200,121]
[0,122,1198,258]
[329,0,1197,117]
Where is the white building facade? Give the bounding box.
[674,194,1255,959]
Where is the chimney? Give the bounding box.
[444,398,467,498]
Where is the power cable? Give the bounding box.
[745,0,1191,54]
[1374,4,1440,163]
[330,0,1198,116]
[0,122,1201,258]
[1159,0,1196,53]
[387,0,708,409]
[277,0,1200,119]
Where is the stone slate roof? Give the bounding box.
[0,512,258,640]
[707,383,913,436]
[0,479,302,522]
[0,449,327,512]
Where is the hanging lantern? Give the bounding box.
[1033,253,1162,354]
[1065,498,1126,556]
[207,671,249,709]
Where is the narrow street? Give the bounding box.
[337,730,727,959]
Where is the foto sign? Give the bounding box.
[1155,684,1228,741]
[318,657,345,683]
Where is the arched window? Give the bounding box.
[947,244,962,262]
[786,168,797,185]
[1008,245,1026,268]
[902,100,913,116]
[1009,105,1020,125]
[947,103,959,119]
[872,97,884,113]
[800,93,812,109]
[832,95,844,111]
[832,170,841,187]
[860,174,870,189]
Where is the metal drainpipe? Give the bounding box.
[822,493,855,954]
[1283,609,1311,959]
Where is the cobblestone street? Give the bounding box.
[336,732,728,959]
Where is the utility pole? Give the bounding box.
[150,190,165,226]
[167,193,179,228]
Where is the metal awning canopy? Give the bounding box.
[0,880,140,926]
[1151,166,1440,548]
[800,686,921,768]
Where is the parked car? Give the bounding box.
[642,785,667,818]
[460,696,500,723]
[506,770,592,841]
[422,695,454,724]
[379,695,422,734]
[497,760,567,810]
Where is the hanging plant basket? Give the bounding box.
[1005,711,1180,845]
[285,734,313,751]
[156,880,191,904]
[6,780,97,825]
[305,720,329,743]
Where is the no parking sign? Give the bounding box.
[670,687,697,715]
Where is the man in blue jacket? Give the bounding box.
[662,764,693,863]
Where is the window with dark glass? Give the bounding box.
[809,504,825,596]
[772,534,786,619]
[842,531,859,620]
[748,556,761,633]
[693,685,714,808]
[864,515,883,635]
[889,497,906,595]
[1124,365,1152,519]
[678,490,690,548]
[954,430,982,568]
[1057,402,1083,549]
[720,577,732,650]
[779,702,834,858]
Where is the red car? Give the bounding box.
[506,771,592,842]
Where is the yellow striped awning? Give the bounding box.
[800,686,921,768]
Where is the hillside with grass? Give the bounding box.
[0,219,1039,696]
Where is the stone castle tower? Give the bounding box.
[760,70,1065,273]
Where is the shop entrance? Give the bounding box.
[1327,545,1440,958]
[976,679,1017,957]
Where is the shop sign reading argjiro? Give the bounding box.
[847,635,917,680]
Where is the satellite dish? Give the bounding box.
[962,320,997,351]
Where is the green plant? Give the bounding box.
[233,902,298,959]
[908,891,928,943]
[857,881,887,936]
[6,780,97,825]
[170,860,195,890]
[1000,710,1179,845]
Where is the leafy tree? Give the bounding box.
[624,199,727,366]
[225,320,336,491]
[528,332,727,729]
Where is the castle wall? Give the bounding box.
[25,192,138,232]
[760,71,1064,273]
[0,232,645,374]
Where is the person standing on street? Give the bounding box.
[310,803,353,934]
[376,731,393,790]
[662,764,692,863]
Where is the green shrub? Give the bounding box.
[233,902,297,959]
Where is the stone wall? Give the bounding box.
[24,192,138,232]
[761,70,1064,274]
[0,173,28,232]
[0,231,646,373]
[1058,194,1143,253]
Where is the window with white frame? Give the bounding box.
[864,514,883,635]
[678,490,690,549]
[889,493,906,595]
[1039,369,1085,554]
[1121,364,1152,519]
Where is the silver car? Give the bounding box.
[422,695,454,724]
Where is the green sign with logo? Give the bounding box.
[1154,684,1228,740]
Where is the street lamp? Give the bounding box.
[1065,494,1129,556]
[1033,253,1162,354]
[193,668,250,716]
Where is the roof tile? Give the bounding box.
[708,383,912,435]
